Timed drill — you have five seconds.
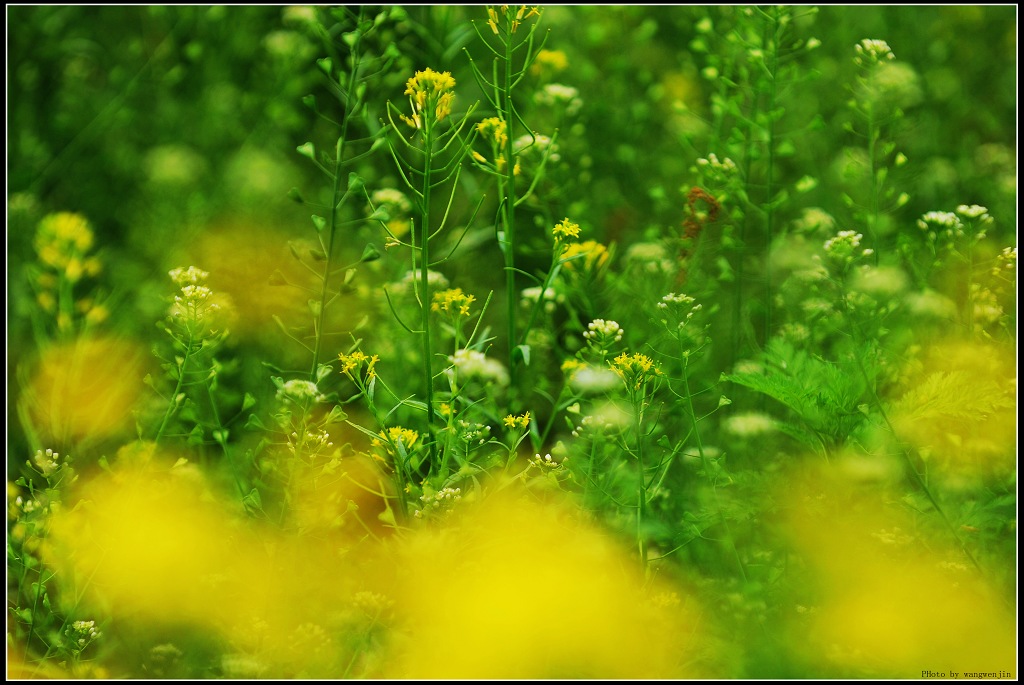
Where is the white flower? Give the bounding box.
[448,349,509,386]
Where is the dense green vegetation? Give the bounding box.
[8,6,1016,679]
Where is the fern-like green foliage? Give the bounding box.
[723,339,869,454]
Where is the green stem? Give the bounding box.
[634,391,648,572]
[501,34,519,390]
[155,334,194,443]
[420,122,437,467]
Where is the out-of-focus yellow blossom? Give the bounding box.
[782,469,1015,677]
[25,336,150,446]
[561,240,610,272]
[35,212,94,267]
[377,491,710,678]
[888,340,1015,479]
[531,48,569,77]
[401,68,456,129]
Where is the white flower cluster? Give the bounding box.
[277,379,325,404]
[370,188,413,217]
[169,266,222,323]
[68,620,102,649]
[529,452,563,471]
[31,448,63,478]
[534,83,583,115]
[395,269,450,294]
[823,230,873,262]
[520,286,563,313]
[695,153,738,178]
[723,412,778,437]
[854,39,895,67]
[514,133,559,162]
[457,420,491,445]
[956,204,991,221]
[623,242,674,273]
[168,266,209,286]
[413,487,463,519]
[448,349,510,386]
[917,211,962,232]
[657,292,702,329]
[583,319,624,347]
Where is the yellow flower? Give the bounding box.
[532,49,569,76]
[477,116,508,148]
[339,350,379,380]
[503,412,531,430]
[431,288,476,317]
[561,240,610,273]
[552,217,581,243]
[35,212,94,270]
[373,426,420,453]
[611,352,662,391]
[402,68,457,129]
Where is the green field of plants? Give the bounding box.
[7,5,1017,679]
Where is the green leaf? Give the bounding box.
[244,413,266,431]
[516,344,531,366]
[311,215,327,232]
[287,187,304,203]
[242,488,263,513]
[316,57,333,76]
[361,243,381,263]
[212,429,229,447]
[296,142,316,160]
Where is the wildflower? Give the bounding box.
[369,188,413,238]
[169,265,210,286]
[695,153,738,177]
[520,286,561,313]
[853,39,895,67]
[503,412,531,430]
[568,365,621,395]
[611,352,663,391]
[431,288,476,317]
[276,379,324,404]
[534,83,583,115]
[561,240,610,273]
[448,349,510,386]
[624,242,673,274]
[373,427,420,455]
[401,68,457,129]
[531,48,569,76]
[35,212,95,278]
[551,217,581,244]
[486,5,541,35]
[823,230,873,266]
[397,269,450,293]
[476,116,508,148]
[583,319,624,349]
[338,350,379,381]
[723,412,778,437]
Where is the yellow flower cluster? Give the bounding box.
[35,212,102,282]
[476,116,508,148]
[486,5,541,35]
[532,49,569,76]
[431,288,476,317]
[338,350,380,380]
[502,412,531,429]
[611,352,663,390]
[402,68,456,129]
[561,240,610,272]
[552,217,581,243]
[373,426,420,452]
